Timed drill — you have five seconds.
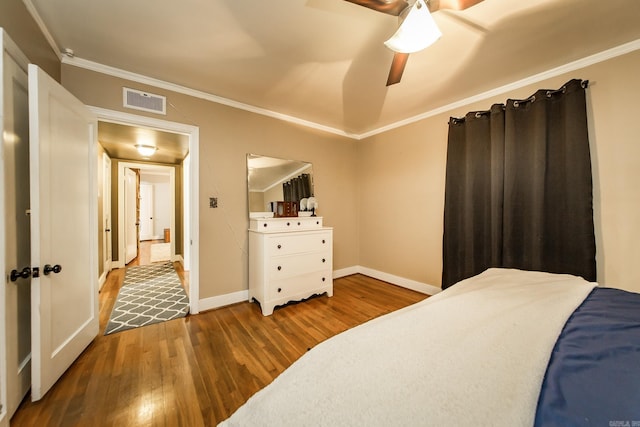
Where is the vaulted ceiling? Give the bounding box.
[27,0,640,138]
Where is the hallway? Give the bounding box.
[126,239,163,267]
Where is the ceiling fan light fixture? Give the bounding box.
[384,0,442,54]
[135,144,157,157]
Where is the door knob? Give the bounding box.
[10,267,31,282]
[43,264,62,275]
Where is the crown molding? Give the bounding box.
[61,38,640,141]
[62,56,356,140]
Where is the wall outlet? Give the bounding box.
[209,197,218,208]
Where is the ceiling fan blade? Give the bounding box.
[386,52,410,86]
[344,0,409,16]
[428,0,484,12]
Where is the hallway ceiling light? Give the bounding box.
[135,144,157,157]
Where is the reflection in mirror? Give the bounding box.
[247,154,314,218]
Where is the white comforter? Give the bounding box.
[219,268,596,427]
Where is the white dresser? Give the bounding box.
[249,217,333,316]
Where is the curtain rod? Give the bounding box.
[449,79,590,123]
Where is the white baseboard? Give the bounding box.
[355,266,441,295]
[173,254,184,265]
[200,266,441,312]
[333,266,359,278]
[199,289,249,312]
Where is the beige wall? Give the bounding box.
[62,65,359,299]
[65,49,640,298]
[0,0,60,81]
[358,49,640,293]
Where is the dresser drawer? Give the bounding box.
[250,217,323,231]
[269,251,331,280]
[268,271,332,300]
[267,232,331,256]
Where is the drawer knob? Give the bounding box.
[286,222,290,226]
[277,266,282,271]
[322,258,326,263]
[263,223,267,228]
[322,239,325,244]
[322,277,326,282]
[298,222,301,226]
[278,287,282,293]
[277,244,282,249]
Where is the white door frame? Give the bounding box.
[89,107,200,314]
[102,152,112,281]
[1,28,30,426]
[1,34,32,417]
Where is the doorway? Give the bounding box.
[92,107,200,315]
[118,162,176,267]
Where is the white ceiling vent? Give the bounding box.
[123,87,166,115]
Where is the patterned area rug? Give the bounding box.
[105,262,189,335]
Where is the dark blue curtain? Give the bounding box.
[442,79,596,289]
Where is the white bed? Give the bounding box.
[219,269,601,426]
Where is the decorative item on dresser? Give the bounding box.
[249,216,333,316]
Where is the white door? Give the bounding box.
[28,64,98,401]
[103,153,112,274]
[139,182,154,241]
[2,35,32,419]
[124,167,138,264]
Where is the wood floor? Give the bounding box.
[11,270,427,426]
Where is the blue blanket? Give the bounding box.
[535,288,640,426]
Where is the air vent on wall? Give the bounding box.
[123,87,166,115]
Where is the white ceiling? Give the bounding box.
[27,0,640,137]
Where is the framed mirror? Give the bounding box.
[247,154,314,218]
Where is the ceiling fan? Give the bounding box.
[345,0,484,85]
